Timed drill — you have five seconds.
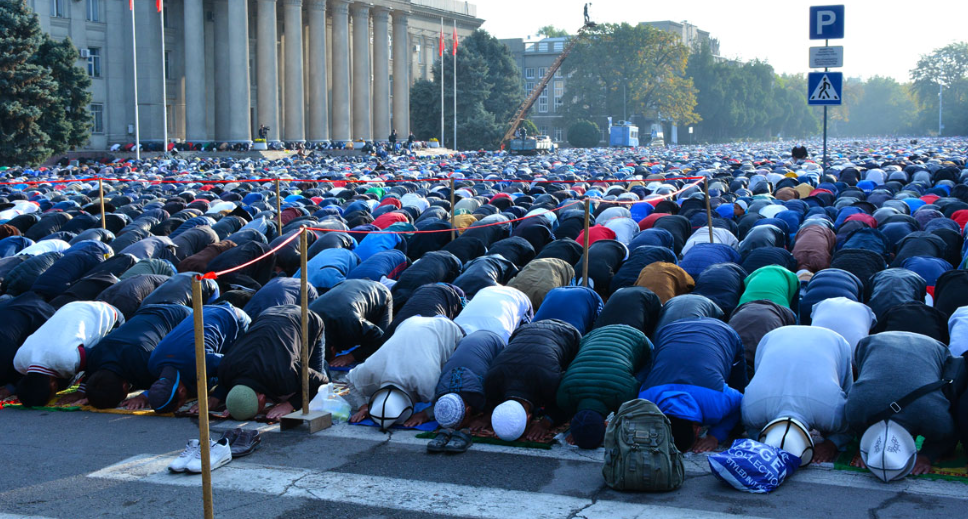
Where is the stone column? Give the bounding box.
[183,0,206,141]
[257,0,279,142]
[391,11,409,135]
[351,2,372,141]
[283,0,305,141]
[306,0,329,142]
[227,0,251,141]
[330,0,351,142]
[371,7,390,141]
[423,34,434,80]
[214,0,229,140]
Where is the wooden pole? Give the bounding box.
[300,227,310,415]
[582,198,590,287]
[449,178,457,240]
[275,179,283,235]
[191,277,215,519]
[98,178,106,229]
[704,177,714,244]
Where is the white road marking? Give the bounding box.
[206,421,968,500]
[88,455,766,519]
[0,514,56,519]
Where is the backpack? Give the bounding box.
[602,399,685,492]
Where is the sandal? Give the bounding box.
[444,429,473,453]
[427,429,453,453]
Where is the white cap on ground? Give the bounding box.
[860,420,917,482]
[759,417,815,465]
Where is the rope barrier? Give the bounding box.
[0,175,707,187]
[199,227,303,280]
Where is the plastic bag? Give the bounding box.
[308,383,351,424]
[708,439,801,493]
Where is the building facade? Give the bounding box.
[30,0,483,149]
[500,20,717,145]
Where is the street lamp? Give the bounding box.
[938,81,944,136]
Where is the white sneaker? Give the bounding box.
[186,438,232,474]
[169,439,200,473]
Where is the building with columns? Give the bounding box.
[30,0,482,149]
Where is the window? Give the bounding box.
[163,5,170,28]
[553,81,563,112]
[417,44,422,63]
[554,68,562,78]
[538,91,548,113]
[554,41,564,52]
[525,68,534,79]
[525,82,535,94]
[87,47,101,78]
[525,43,535,53]
[86,0,100,22]
[164,51,171,80]
[539,126,547,137]
[50,0,67,17]
[90,103,104,134]
[538,67,546,79]
[554,127,563,142]
[538,42,548,52]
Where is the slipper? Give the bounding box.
[230,429,262,458]
[427,429,453,453]
[444,429,473,453]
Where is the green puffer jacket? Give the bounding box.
[556,324,653,417]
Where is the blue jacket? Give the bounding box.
[347,249,410,282]
[639,318,747,442]
[534,286,603,335]
[297,248,361,290]
[148,304,251,380]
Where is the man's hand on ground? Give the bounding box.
[55,393,88,406]
[911,454,932,475]
[187,397,221,416]
[524,418,552,442]
[122,394,149,410]
[468,414,491,435]
[403,409,430,428]
[330,353,356,368]
[850,456,867,469]
[692,435,720,453]
[350,404,369,423]
[266,401,294,421]
[812,440,839,464]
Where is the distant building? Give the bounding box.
[500,20,717,146]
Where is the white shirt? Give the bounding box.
[682,227,739,255]
[14,301,123,378]
[454,286,533,344]
[948,307,968,357]
[18,239,71,257]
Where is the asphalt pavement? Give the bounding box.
[0,410,965,518]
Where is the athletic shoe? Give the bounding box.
[169,439,200,473]
[186,438,232,474]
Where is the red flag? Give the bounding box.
[157,0,163,13]
[452,26,458,56]
[439,29,444,57]
[129,0,133,10]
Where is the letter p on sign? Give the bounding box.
[809,5,844,40]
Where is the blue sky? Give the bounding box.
[477,0,967,83]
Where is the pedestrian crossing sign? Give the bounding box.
[807,72,843,106]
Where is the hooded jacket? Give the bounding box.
[484,319,582,424]
[309,279,392,361]
[14,301,123,380]
[434,330,505,411]
[639,318,747,442]
[214,305,327,409]
[557,325,652,417]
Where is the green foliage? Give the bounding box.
[567,120,600,148]
[409,30,524,150]
[519,119,539,137]
[0,1,92,165]
[910,42,968,136]
[0,0,58,165]
[686,42,819,142]
[560,23,698,127]
[537,26,569,38]
[831,76,917,137]
[35,35,92,154]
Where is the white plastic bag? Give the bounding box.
[308,383,351,424]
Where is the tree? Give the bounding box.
[34,35,91,154]
[560,23,699,129]
[536,25,569,38]
[519,119,539,137]
[0,0,59,165]
[568,120,600,148]
[910,42,968,136]
[409,30,524,150]
[834,76,917,137]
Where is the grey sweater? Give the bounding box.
[846,331,957,461]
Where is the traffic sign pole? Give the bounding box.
[823,39,828,169]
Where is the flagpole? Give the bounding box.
[452,20,457,152]
[440,17,445,149]
[159,2,168,155]
[131,1,141,161]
